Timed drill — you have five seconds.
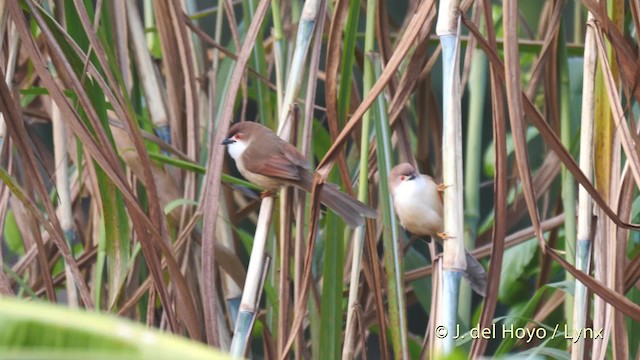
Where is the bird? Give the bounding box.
[221,121,377,228]
[389,162,487,296]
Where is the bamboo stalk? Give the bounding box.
[270,0,284,116]
[462,43,487,327]
[573,10,604,360]
[276,0,319,136]
[200,0,271,346]
[126,0,170,140]
[558,20,577,331]
[370,54,409,360]
[229,1,321,356]
[52,103,79,308]
[342,0,376,357]
[292,2,325,357]
[435,0,465,355]
[229,198,275,356]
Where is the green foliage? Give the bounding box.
[498,238,538,303]
[0,298,231,360]
[3,211,24,255]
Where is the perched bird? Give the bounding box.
[221,121,376,228]
[389,163,487,296]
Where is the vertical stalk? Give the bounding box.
[229,1,321,356]
[143,0,154,46]
[127,0,169,138]
[271,0,284,115]
[371,56,409,360]
[572,15,596,360]
[229,199,275,356]
[558,22,576,328]
[203,0,225,161]
[52,103,79,308]
[341,0,375,358]
[276,0,319,136]
[462,47,486,326]
[435,0,464,355]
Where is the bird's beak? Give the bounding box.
[407,173,417,181]
[221,137,235,145]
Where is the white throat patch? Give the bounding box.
[393,176,427,205]
[227,140,248,161]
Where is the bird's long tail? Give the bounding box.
[463,250,488,297]
[299,171,376,228]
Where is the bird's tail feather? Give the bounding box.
[297,171,376,228]
[319,184,376,228]
[463,250,488,297]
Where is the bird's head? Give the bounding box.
[222,122,264,160]
[389,163,419,195]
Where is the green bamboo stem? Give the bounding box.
[462,49,487,326]
[336,0,361,127]
[295,3,326,356]
[369,55,409,360]
[558,22,577,328]
[271,0,284,115]
[143,0,154,47]
[342,0,376,357]
[435,0,464,355]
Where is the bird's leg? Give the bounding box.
[436,232,454,240]
[437,183,449,193]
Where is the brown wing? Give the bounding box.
[242,132,309,181]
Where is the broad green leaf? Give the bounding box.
[3,210,24,255]
[498,238,538,303]
[405,246,432,312]
[483,127,539,177]
[0,298,231,360]
[319,173,345,360]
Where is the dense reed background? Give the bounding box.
[0,0,639,358]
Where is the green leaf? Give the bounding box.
[483,127,539,177]
[404,246,431,312]
[163,198,199,215]
[495,281,571,354]
[3,210,24,255]
[498,238,538,303]
[318,173,345,360]
[0,298,232,360]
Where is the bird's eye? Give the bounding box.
[399,175,405,181]
[234,133,243,140]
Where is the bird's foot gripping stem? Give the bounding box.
[436,232,454,240]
